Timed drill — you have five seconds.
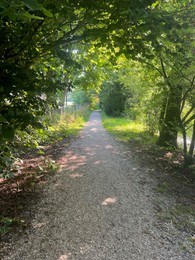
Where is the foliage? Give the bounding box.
[98,0,195,165]
[1,107,90,178]
[0,0,89,173]
[21,108,89,147]
[0,0,194,170]
[116,58,163,134]
[72,87,100,110]
[100,80,126,117]
[72,88,89,106]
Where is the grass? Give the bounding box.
[64,109,90,136]
[14,107,91,151]
[38,107,91,144]
[101,111,157,144]
[157,205,195,235]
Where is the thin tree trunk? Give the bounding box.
[180,121,188,166]
[157,58,182,148]
[189,119,195,157]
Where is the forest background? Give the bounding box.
[0,0,195,175]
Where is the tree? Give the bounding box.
[0,0,159,138]
[100,78,126,117]
[2,0,194,172]
[116,0,195,151]
[72,88,89,107]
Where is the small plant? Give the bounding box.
[0,217,13,235]
[44,157,59,173]
[157,205,195,232]
[155,182,169,193]
[0,216,27,236]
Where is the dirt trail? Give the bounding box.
[2,111,194,260]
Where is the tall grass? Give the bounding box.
[15,107,91,149]
[101,111,157,144]
[38,106,90,143]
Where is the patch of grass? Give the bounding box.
[101,112,157,144]
[37,108,91,144]
[0,217,13,235]
[155,182,169,194]
[0,216,27,236]
[157,205,195,232]
[14,108,91,151]
[158,205,195,253]
[65,112,89,136]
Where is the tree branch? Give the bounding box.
[182,107,195,124]
[183,113,195,127]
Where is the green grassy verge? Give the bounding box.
[15,107,91,150]
[101,111,157,144]
[44,107,91,141]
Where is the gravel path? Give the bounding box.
[3,111,194,260]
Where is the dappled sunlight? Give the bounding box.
[165,152,173,158]
[85,148,92,151]
[54,182,62,187]
[58,254,71,260]
[87,119,99,126]
[32,221,48,229]
[90,127,98,132]
[84,147,96,156]
[69,173,83,178]
[102,116,157,143]
[58,151,87,171]
[105,144,113,149]
[101,197,117,205]
[94,160,101,165]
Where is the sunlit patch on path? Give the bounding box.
[105,144,113,149]
[101,197,117,205]
[58,254,71,260]
[32,221,48,229]
[69,173,83,178]
[58,151,87,171]
[90,127,98,132]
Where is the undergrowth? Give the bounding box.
[1,107,90,178]
[17,107,90,148]
[101,111,157,144]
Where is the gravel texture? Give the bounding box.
[2,111,194,260]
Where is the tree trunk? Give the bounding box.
[182,119,195,167]
[158,94,168,131]
[180,120,188,166]
[189,119,195,157]
[157,85,182,148]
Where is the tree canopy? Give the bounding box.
[0,0,195,170]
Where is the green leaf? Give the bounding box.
[0,6,17,21]
[0,2,8,10]
[39,5,53,18]
[22,0,39,10]
[0,116,6,123]
[19,11,44,20]
[2,126,15,140]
